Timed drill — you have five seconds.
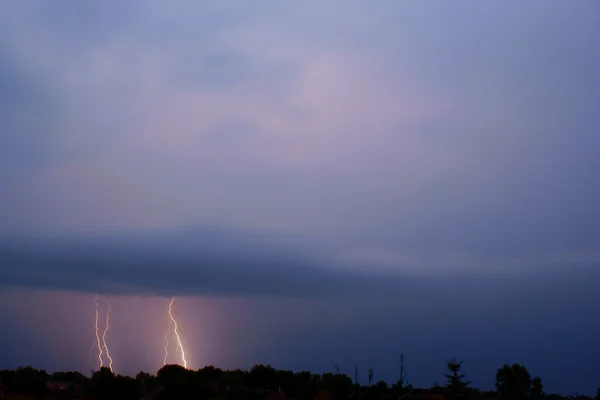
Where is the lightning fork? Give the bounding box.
[94,295,104,369]
[101,299,114,372]
[168,297,187,369]
[163,318,173,365]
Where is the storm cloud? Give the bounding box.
[0,228,414,298]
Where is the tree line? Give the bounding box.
[0,360,597,400]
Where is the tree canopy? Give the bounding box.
[0,361,591,400]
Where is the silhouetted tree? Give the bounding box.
[136,371,156,399]
[50,370,87,384]
[444,359,471,400]
[217,368,245,389]
[291,371,319,399]
[321,373,353,399]
[246,364,277,389]
[12,366,48,395]
[0,361,573,400]
[196,365,222,388]
[136,371,153,382]
[531,376,544,399]
[157,364,192,385]
[114,374,141,400]
[156,364,209,400]
[374,380,388,392]
[88,367,118,399]
[429,382,445,396]
[391,380,412,397]
[495,363,531,399]
[275,369,294,393]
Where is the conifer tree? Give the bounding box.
[444,359,471,400]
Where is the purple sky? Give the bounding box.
[1,1,600,396]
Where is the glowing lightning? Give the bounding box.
[94,295,104,369]
[101,299,114,372]
[163,318,172,365]
[168,297,187,369]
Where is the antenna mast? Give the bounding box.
[400,353,405,386]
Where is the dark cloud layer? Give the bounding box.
[1,228,598,299]
[0,229,405,298]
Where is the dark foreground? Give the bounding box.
[0,362,597,400]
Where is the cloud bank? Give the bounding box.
[1,228,598,302]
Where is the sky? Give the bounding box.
[1,0,600,395]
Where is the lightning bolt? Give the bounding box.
[163,317,172,365]
[101,299,113,372]
[167,297,187,369]
[94,295,104,369]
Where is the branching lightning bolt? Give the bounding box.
[167,297,187,369]
[94,295,104,370]
[101,299,113,372]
